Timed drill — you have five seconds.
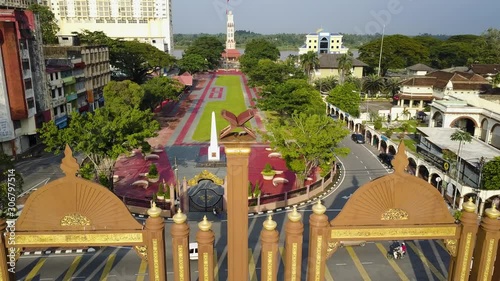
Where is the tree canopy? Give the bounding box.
[183,36,225,70]
[0,153,23,219]
[326,82,361,117]
[257,79,324,116]
[264,113,350,185]
[39,108,159,189]
[28,4,60,44]
[240,38,280,73]
[140,77,184,111]
[482,156,500,190]
[103,80,144,113]
[177,53,209,74]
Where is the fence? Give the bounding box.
[248,167,340,213]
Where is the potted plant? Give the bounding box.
[163,181,171,200]
[147,163,159,183]
[261,163,276,180]
[156,190,165,201]
[253,181,261,198]
[142,142,152,155]
[248,182,253,199]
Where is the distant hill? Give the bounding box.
[174,31,450,50]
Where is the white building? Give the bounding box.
[43,0,174,53]
[226,10,235,50]
[298,31,349,55]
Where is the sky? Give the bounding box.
[172,0,499,35]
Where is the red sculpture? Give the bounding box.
[220,109,256,140]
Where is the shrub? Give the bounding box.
[374,119,382,130]
[262,163,273,173]
[148,163,158,177]
[253,181,261,197]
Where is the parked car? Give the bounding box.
[378,153,394,168]
[340,240,366,247]
[351,133,365,144]
[189,242,198,260]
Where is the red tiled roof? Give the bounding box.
[222,49,241,58]
[470,64,500,75]
[174,72,193,86]
[401,77,436,86]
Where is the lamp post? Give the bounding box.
[352,90,369,120]
[436,177,443,197]
[173,156,179,199]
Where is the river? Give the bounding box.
[172,49,359,61]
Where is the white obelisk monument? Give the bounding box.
[208,111,220,161]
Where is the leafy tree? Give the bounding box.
[240,38,280,73]
[337,51,354,84]
[450,130,472,181]
[39,108,159,189]
[326,83,361,117]
[363,74,384,97]
[246,59,293,86]
[430,41,482,69]
[482,157,500,190]
[112,40,176,83]
[103,80,144,113]
[300,51,319,82]
[257,79,324,116]
[482,28,500,63]
[358,35,429,76]
[28,4,60,44]
[177,53,209,74]
[263,113,350,186]
[0,153,23,219]
[141,77,183,111]
[74,29,115,45]
[184,36,224,70]
[382,78,402,98]
[492,73,500,88]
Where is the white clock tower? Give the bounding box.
[226,11,236,50]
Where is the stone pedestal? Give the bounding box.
[470,206,500,281]
[171,209,191,281]
[284,207,304,281]
[260,215,279,281]
[306,201,329,281]
[196,216,215,281]
[145,203,167,281]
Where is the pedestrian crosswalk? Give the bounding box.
[16,240,449,281]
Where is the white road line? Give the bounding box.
[360,161,363,164]
[19,178,50,198]
[361,262,373,265]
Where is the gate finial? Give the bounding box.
[61,144,79,177]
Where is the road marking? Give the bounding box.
[213,251,219,281]
[19,177,50,198]
[325,266,335,281]
[360,161,363,164]
[375,243,410,281]
[136,260,148,281]
[248,248,257,281]
[100,253,116,280]
[407,242,446,281]
[279,246,285,267]
[341,194,352,200]
[346,247,371,281]
[25,257,47,281]
[63,256,82,280]
[364,166,368,169]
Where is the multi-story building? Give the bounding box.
[43,0,174,53]
[312,54,367,80]
[46,63,70,129]
[0,7,51,156]
[44,37,110,111]
[298,31,349,55]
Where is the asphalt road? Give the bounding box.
[14,136,451,280]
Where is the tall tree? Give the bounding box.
[183,36,224,70]
[299,51,319,82]
[358,35,429,76]
[314,76,338,94]
[382,77,402,98]
[177,53,209,74]
[337,51,353,85]
[140,77,183,111]
[263,113,350,186]
[246,59,292,86]
[0,153,23,218]
[482,28,500,63]
[257,79,324,116]
[450,130,473,182]
[112,40,176,83]
[482,156,500,190]
[240,38,280,73]
[28,4,60,44]
[103,80,144,113]
[74,29,115,45]
[326,82,361,117]
[39,108,159,189]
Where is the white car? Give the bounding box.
[189,243,199,260]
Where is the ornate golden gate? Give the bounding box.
[0,146,167,281]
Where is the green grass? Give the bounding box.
[191,75,249,141]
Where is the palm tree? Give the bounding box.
[450,129,473,182]
[382,78,402,99]
[299,51,319,82]
[314,76,338,94]
[362,74,384,98]
[337,51,353,85]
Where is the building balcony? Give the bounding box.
[50,79,63,88]
[21,49,29,59]
[62,76,76,85]
[52,96,66,108]
[23,68,31,79]
[66,92,78,102]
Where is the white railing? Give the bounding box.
[52,96,66,107]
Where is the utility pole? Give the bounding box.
[377,25,385,77]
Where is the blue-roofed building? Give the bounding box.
[298,31,349,55]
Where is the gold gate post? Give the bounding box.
[223,142,252,281]
[0,219,14,281]
[196,216,215,281]
[171,209,191,281]
[145,202,167,281]
[493,244,500,281]
[448,198,479,281]
[260,215,279,281]
[306,201,329,281]
[284,207,304,281]
[470,205,500,281]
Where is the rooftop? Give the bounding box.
[318,54,368,68]
[417,127,500,165]
[407,63,435,72]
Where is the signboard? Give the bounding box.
[381,135,388,142]
[416,146,450,172]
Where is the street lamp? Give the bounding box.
[352,90,369,120]
[436,177,443,197]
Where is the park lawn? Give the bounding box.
[192,75,249,141]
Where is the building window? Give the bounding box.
[59,105,65,113]
[308,40,311,43]
[27,97,35,109]
[51,89,56,99]
[24,79,32,90]
[13,120,21,130]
